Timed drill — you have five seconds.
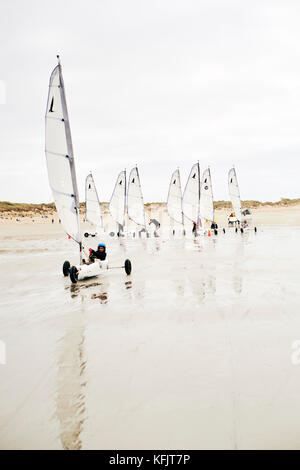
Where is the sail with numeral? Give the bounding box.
[45,56,81,247]
[182,162,200,223]
[109,170,127,227]
[85,172,103,228]
[167,169,184,224]
[200,168,214,222]
[127,167,145,227]
[228,167,242,222]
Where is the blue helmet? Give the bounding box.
[97,243,106,250]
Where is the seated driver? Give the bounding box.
[88,243,107,263]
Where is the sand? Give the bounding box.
[0,205,300,450]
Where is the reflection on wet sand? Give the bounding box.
[68,279,110,304]
[192,238,204,252]
[232,239,245,295]
[69,283,80,298]
[55,311,86,450]
[91,290,108,303]
[2,227,300,449]
[187,266,216,301]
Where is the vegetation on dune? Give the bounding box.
[0,201,56,213]
[214,198,300,209]
[1,198,300,214]
[240,198,300,209]
[213,200,232,209]
[0,201,110,215]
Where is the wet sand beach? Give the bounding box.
[0,206,300,449]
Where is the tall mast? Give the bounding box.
[57,55,82,263]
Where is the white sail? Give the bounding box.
[85,173,102,228]
[182,163,200,223]
[45,56,81,246]
[127,167,145,227]
[200,168,214,222]
[109,170,126,226]
[228,167,242,222]
[167,169,183,224]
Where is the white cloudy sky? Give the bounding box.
[1,0,300,203]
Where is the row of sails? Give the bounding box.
[167,164,215,225]
[167,165,243,225]
[45,58,243,256]
[85,166,146,231]
[109,167,145,228]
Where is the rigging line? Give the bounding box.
[51,188,76,199]
[45,150,70,159]
[46,115,65,122]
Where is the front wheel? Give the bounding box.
[63,260,70,277]
[124,259,132,275]
[70,266,79,283]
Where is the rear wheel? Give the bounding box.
[214,229,218,236]
[70,266,79,283]
[254,227,257,233]
[124,259,132,275]
[235,227,238,233]
[63,260,70,277]
[223,228,226,234]
[241,227,244,233]
[84,232,89,238]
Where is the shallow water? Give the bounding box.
[0,227,300,449]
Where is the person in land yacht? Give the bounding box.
[87,243,107,263]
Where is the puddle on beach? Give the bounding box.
[1,227,300,449]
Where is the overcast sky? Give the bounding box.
[1,0,300,203]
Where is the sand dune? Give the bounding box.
[1,202,300,238]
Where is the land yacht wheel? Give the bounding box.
[63,260,70,277]
[70,266,79,283]
[124,259,132,275]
